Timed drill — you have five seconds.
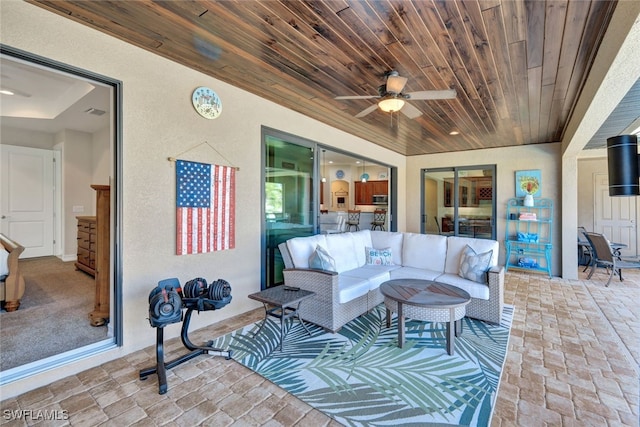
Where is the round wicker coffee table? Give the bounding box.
[380,279,471,355]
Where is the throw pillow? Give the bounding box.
[365,247,393,266]
[308,245,336,271]
[458,244,493,284]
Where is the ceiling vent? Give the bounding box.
[84,107,106,116]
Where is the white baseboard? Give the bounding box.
[60,254,76,262]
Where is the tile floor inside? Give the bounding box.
[1,267,639,426]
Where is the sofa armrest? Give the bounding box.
[487,265,504,297]
[282,268,339,300]
[0,233,26,311]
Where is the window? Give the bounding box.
[265,182,284,214]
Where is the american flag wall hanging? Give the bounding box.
[176,159,236,255]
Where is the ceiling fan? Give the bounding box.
[335,71,456,119]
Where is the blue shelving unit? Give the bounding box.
[504,197,552,277]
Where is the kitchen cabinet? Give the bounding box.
[444,177,492,207]
[355,180,388,205]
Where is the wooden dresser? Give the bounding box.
[75,216,97,276]
[75,184,110,326]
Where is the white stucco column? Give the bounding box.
[561,3,640,280]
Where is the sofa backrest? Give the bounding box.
[402,233,448,271]
[370,231,404,265]
[285,230,374,272]
[324,232,363,272]
[444,236,500,275]
[283,231,499,276]
[285,234,328,269]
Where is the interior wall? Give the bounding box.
[92,127,110,185]
[1,127,99,259]
[407,143,562,276]
[0,0,406,397]
[1,126,55,149]
[55,130,95,258]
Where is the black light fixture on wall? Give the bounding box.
[607,134,639,196]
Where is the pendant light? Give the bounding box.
[361,160,367,183]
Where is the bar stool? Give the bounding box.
[371,209,386,231]
[346,210,361,231]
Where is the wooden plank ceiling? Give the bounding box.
[29,0,617,156]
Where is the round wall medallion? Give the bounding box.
[336,170,345,179]
[192,86,222,119]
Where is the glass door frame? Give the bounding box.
[421,165,496,240]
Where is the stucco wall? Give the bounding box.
[407,143,562,276]
[0,0,406,397]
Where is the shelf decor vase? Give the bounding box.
[523,194,534,207]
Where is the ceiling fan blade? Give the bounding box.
[400,102,423,119]
[386,75,408,94]
[355,104,379,118]
[407,89,457,100]
[335,95,380,100]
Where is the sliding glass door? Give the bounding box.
[263,130,316,289]
[422,166,496,239]
[261,127,397,289]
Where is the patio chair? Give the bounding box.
[346,210,361,231]
[583,232,640,286]
[577,226,592,270]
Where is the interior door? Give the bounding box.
[594,172,637,256]
[0,145,55,258]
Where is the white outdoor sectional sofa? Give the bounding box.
[278,230,504,332]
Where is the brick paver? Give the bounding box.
[1,269,638,426]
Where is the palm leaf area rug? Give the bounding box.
[210,304,513,427]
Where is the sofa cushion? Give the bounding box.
[389,266,442,281]
[337,275,371,304]
[308,245,336,271]
[370,231,404,265]
[365,247,393,265]
[402,233,447,271]
[325,232,361,273]
[458,245,493,283]
[444,236,499,275]
[436,273,490,300]
[0,248,8,277]
[349,230,373,266]
[342,265,398,291]
[287,234,328,269]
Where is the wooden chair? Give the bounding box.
[346,210,361,231]
[0,234,25,312]
[583,232,640,286]
[370,209,386,231]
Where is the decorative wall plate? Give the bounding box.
[192,86,222,119]
[336,170,345,179]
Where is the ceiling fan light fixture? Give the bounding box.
[378,98,405,113]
